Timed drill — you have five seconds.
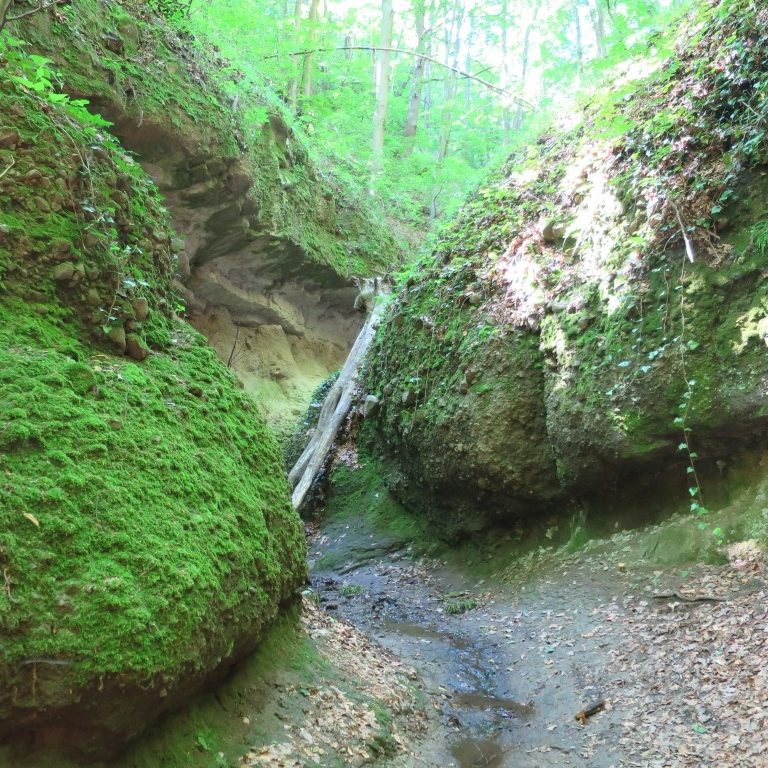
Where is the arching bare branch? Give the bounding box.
[259,45,536,109]
[0,0,68,33]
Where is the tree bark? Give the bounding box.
[288,0,303,109]
[500,0,511,142]
[300,0,321,99]
[430,1,463,219]
[0,0,13,33]
[403,0,427,140]
[371,0,394,176]
[591,0,607,57]
[513,2,540,131]
[435,3,463,164]
[463,6,475,107]
[573,2,584,80]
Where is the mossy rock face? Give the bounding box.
[365,295,560,534]
[0,70,306,755]
[364,0,768,533]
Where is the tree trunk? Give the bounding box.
[403,0,427,140]
[463,7,474,107]
[431,1,463,219]
[300,0,321,99]
[0,0,15,32]
[500,0,511,143]
[371,0,394,176]
[512,0,541,131]
[288,0,303,109]
[591,0,607,57]
[289,301,385,510]
[423,59,432,129]
[435,3,463,164]
[573,2,584,80]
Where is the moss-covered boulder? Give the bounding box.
[364,0,768,533]
[0,61,306,755]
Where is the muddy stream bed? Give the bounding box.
[308,506,635,768]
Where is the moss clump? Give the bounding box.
[0,302,305,682]
[311,461,432,571]
[321,463,427,545]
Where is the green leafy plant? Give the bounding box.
[0,33,110,129]
[750,220,768,256]
[444,598,478,615]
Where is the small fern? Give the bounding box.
[750,220,768,256]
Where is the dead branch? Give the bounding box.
[227,324,240,368]
[652,591,726,603]
[0,157,15,179]
[259,46,535,108]
[1,0,68,33]
[289,299,385,510]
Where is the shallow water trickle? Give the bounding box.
[451,737,506,767]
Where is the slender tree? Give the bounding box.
[513,0,540,131]
[288,0,303,108]
[403,0,428,141]
[591,0,607,57]
[436,2,464,164]
[371,0,394,175]
[300,0,321,98]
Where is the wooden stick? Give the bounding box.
[258,46,535,108]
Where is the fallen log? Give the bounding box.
[651,591,727,603]
[289,299,385,510]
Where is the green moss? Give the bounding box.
[0,301,306,682]
[320,462,428,548]
[15,0,400,280]
[0,608,318,768]
[359,0,768,534]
